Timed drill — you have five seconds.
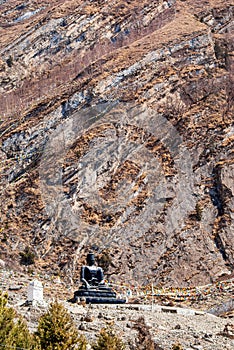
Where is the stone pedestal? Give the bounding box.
[70,285,126,304]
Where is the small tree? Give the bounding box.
[131,317,163,350]
[0,292,33,349]
[35,300,87,350]
[19,246,35,265]
[5,319,34,349]
[92,324,125,350]
[172,343,183,350]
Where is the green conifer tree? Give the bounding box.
[5,318,33,349]
[0,291,33,349]
[35,300,86,350]
[92,325,125,350]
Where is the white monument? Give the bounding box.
[27,280,44,306]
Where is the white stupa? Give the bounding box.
[27,279,44,306]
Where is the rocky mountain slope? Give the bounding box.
[0,0,233,288]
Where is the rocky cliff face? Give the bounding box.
[0,0,233,287]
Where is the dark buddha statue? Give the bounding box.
[69,252,126,304]
[81,253,105,289]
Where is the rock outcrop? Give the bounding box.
[0,0,233,287]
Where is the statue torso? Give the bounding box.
[82,265,104,285]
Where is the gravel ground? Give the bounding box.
[63,303,234,349]
[2,269,233,349]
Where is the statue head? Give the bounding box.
[86,252,95,266]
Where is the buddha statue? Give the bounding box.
[69,252,126,304]
[81,252,105,289]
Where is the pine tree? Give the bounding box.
[5,318,33,349]
[0,291,33,349]
[0,292,15,344]
[35,300,87,350]
[92,324,125,350]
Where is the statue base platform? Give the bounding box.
[85,297,126,304]
[69,285,126,304]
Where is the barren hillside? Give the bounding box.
[0,0,233,288]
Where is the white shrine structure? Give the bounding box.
[27,279,45,306]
